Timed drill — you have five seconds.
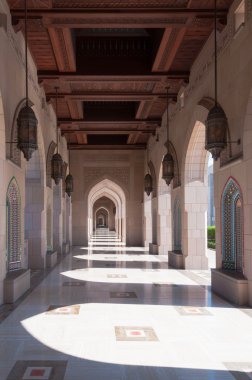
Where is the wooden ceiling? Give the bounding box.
[8,0,234,150]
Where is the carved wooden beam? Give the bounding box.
[152,27,186,72]
[48,27,76,72]
[62,129,155,134]
[38,71,190,80]
[67,99,83,119]
[46,92,178,101]
[67,144,146,150]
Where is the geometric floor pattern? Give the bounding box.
[115,326,159,341]
[1,234,252,380]
[6,361,67,380]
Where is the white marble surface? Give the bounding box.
[1,234,252,379]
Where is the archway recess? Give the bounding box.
[88,179,126,243]
[183,119,209,269]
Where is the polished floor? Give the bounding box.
[1,231,252,380]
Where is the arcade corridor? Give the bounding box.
[1,236,252,380]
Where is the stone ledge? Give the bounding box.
[149,243,158,255]
[4,269,30,303]
[168,250,184,269]
[46,250,58,268]
[211,268,248,306]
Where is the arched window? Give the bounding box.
[173,197,182,251]
[222,178,243,272]
[6,178,21,271]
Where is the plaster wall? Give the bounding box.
[0,0,70,302]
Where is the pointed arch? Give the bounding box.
[88,179,126,242]
[221,177,244,272]
[46,141,57,188]
[6,177,21,271]
[148,160,157,198]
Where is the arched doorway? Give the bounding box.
[94,198,116,231]
[183,119,210,269]
[87,179,126,243]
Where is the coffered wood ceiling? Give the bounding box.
[8,0,234,149]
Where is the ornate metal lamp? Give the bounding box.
[17,0,38,161]
[51,87,63,185]
[205,0,228,160]
[162,87,175,186]
[65,150,74,197]
[144,173,153,196]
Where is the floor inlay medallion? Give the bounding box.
[175,306,212,316]
[115,326,159,341]
[6,361,67,380]
[110,291,137,298]
[46,305,80,315]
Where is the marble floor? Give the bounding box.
[1,232,252,380]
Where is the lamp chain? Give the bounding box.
[214,0,218,106]
[25,0,28,106]
[166,87,170,153]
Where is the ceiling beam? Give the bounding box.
[38,71,190,80]
[61,129,155,134]
[58,119,161,125]
[152,27,186,72]
[67,144,146,150]
[67,99,83,119]
[11,8,229,17]
[48,27,76,72]
[47,92,178,101]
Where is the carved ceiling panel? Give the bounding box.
[8,0,235,149]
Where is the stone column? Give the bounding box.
[53,184,63,254]
[183,182,208,269]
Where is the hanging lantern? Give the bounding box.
[205,104,227,161]
[51,152,63,185]
[65,174,73,197]
[16,0,38,161]
[162,152,174,186]
[17,105,38,160]
[144,173,153,196]
[205,0,228,161]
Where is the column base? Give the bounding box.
[4,269,30,303]
[46,250,58,268]
[168,250,184,269]
[211,269,248,306]
[149,243,159,255]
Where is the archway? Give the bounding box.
[95,207,108,229]
[94,197,116,231]
[87,179,126,243]
[183,118,210,269]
